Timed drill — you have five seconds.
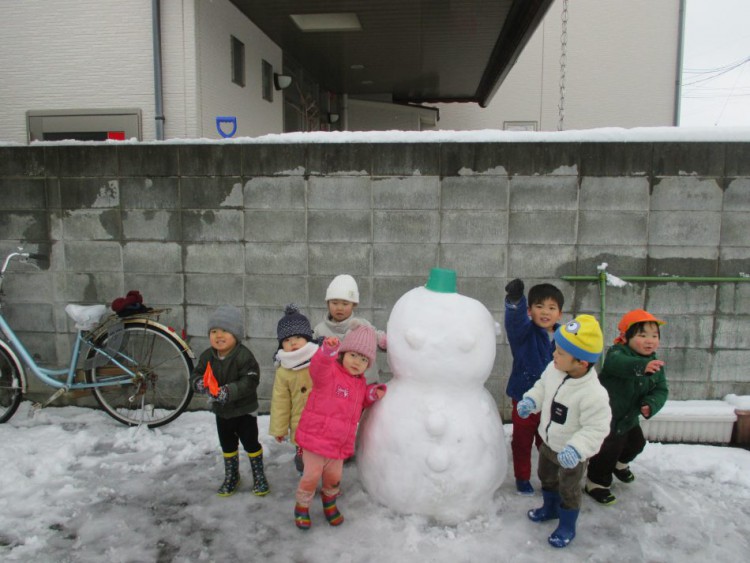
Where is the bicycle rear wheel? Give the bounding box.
[0,344,24,423]
[87,320,194,428]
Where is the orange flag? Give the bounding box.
[203,361,219,397]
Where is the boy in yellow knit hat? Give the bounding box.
[515,314,612,548]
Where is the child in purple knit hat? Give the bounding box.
[292,325,387,530]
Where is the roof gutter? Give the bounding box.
[475,0,556,107]
[673,0,687,125]
[152,0,165,140]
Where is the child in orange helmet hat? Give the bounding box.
[585,309,668,506]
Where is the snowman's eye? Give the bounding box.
[456,334,476,352]
[405,328,426,350]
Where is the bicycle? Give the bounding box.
[0,249,195,428]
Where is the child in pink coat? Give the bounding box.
[293,325,387,530]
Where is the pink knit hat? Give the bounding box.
[339,325,377,365]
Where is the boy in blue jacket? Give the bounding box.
[504,279,564,495]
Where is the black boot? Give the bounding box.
[218,451,240,497]
[248,449,269,496]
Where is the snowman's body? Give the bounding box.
[357,285,507,524]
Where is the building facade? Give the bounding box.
[0,0,682,143]
[436,0,683,131]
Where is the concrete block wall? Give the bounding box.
[1,141,749,418]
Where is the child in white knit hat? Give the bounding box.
[192,305,268,498]
[313,274,386,383]
[292,325,387,530]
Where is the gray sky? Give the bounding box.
[680,0,750,126]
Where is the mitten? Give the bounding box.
[377,331,388,350]
[516,397,536,419]
[557,445,581,468]
[505,278,524,303]
[214,385,229,405]
[193,377,206,394]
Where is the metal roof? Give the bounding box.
[229,0,554,107]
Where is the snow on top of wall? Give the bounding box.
[4,126,750,147]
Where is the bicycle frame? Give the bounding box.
[0,312,137,391]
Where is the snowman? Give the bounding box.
[357,268,507,524]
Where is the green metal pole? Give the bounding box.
[562,275,750,283]
[598,269,607,337]
[561,273,750,345]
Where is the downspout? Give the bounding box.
[673,0,687,125]
[341,93,348,131]
[152,0,165,140]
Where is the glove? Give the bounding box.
[557,445,581,468]
[377,331,388,350]
[505,278,524,303]
[193,377,206,394]
[516,398,536,419]
[214,385,229,405]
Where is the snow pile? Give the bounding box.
[0,404,749,562]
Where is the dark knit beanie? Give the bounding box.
[208,305,244,342]
[277,304,313,346]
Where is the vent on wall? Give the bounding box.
[26,108,142,143]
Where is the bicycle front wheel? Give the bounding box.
[0,344,24,423]
[87,320,194,428]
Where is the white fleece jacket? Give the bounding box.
[523,361,612,460]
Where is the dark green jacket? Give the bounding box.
[599,344,668,436]
[193,344,260,419]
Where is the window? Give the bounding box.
[503,121,538,131]
[231,36,245,87]
[262,60,273,102]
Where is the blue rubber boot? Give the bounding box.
[548,507,579,548]
[527,489,560,522]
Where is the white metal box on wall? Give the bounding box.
[641,400,737,443]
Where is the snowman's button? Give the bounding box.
[456,334,476,352]
[427,449,450,472]
[426,413,447,436]
[405,328,426,350]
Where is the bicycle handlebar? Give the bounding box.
[0,250,48,277]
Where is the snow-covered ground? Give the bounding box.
[1,404,748,563]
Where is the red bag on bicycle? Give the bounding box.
[111,290,151,317]
[203,361,220,397]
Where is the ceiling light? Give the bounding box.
[350,64,365,70]
[290,13,362,32]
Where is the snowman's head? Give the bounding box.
[386,284,496,386]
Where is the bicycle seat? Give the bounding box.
[65,304,109,331]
